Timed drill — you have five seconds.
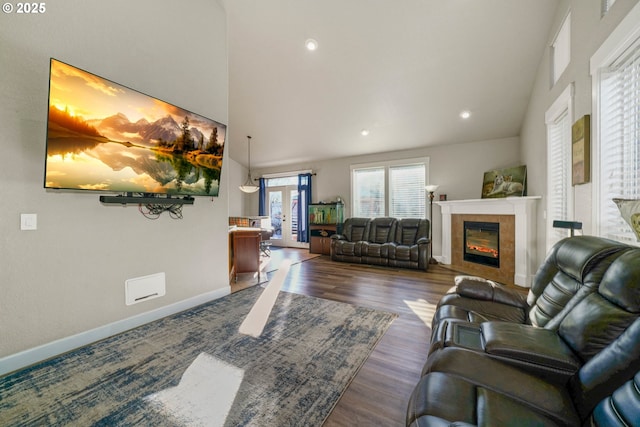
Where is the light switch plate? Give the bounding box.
[20,213,37,230]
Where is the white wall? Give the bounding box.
[247,137,521,258]
[227,157,249,217]
[521,0,640,263]
[0,0,229,360]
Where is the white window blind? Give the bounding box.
[599,41,640,243]
[389,164,426,218]
[351,158,429,218]
[352,167,385,217]
[547,109,572,247]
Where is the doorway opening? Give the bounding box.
[266,185,302,247]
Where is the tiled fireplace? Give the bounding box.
[436,197,540,287]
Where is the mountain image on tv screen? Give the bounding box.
[44,58,226,196]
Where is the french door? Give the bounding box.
[266,185,306,248]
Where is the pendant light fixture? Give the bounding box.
[239,135,259,193]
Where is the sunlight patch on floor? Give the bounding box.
[144,352,244,427]
[404,298,437,327]
[239,259,293,338]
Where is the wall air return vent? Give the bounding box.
[125,272,166,305]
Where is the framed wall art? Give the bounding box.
[481,165,527,199]
[572,115,590,185]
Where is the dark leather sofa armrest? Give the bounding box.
[331,234,346,240]
[421,348,580,424]
[456,276,528,308]
[481,322,582,374]
[416,237,430,245]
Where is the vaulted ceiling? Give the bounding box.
[224,0,559,168]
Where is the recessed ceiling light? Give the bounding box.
[360,129,370,136]
[460,110,471,119]
[305,39,318,51]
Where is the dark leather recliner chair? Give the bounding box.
[589,370,640,425]
[407,245,640,426]
[330,217,371,263]
[388,218,430,271]
[361,217,397,266]
[431,236,629,330]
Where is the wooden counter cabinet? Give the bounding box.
[229,228,261,283]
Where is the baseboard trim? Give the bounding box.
[0,287,230,377]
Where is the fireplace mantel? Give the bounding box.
[436,196,541,287]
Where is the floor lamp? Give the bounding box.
[425,184,439,265]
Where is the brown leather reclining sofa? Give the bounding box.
[407,235,640,426]
[330,217,431,271]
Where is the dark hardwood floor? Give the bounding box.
[273,251,460,426]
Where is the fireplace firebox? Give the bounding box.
[463,221,499,268]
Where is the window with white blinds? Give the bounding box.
[389,164,426,218]
[546,93,572,250]
[351,158,428,218]
[598,40,640,243]
[352,167,385,217]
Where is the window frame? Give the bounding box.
[591,1,640,244]
[545,83,574,251]
[551,11,571,86]
[351,166,386,218]
[350,157,430,219]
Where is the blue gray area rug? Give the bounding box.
[0,287,396,426]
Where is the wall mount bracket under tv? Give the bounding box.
[44,58,227,202]
[99,193,195,206]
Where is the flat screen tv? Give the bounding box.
[44,58,226,197]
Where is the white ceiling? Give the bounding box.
[225,0,559,169]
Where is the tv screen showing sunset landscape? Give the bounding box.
[44,58,226,196]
